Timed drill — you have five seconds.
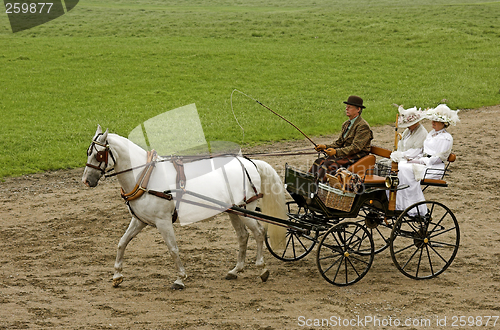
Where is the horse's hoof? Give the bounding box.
[225,273,238,280]
[112,276,123,288]
[171,280,185,290]
[260,269,270,282]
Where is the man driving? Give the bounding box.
[310,95,373,182]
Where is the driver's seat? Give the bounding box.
[347,154,376,179]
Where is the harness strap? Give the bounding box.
[235,157,259,207]
[121,150,157,202]
[148,190,173,200]
[172,157,187,211]
[236,193,263,208]
[172,157,186,189]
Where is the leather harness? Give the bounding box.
[86,137,264,225]
[116,152,263,224]
[120,150,158,202]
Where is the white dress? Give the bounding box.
[380,124,428,168]
[394,124,428,158]
[395,129,453,215]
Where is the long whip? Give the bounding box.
[231,89,318,147]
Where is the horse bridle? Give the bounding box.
[86,137,116,175]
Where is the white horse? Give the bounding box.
[82,125,287,290]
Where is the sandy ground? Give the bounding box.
[1,105,499,330]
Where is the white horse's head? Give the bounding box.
[82,125,115,187]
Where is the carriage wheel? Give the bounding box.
[390,201,460,280]
[316,221,374,286]
[265,202,319,261]
[357,200,394,255]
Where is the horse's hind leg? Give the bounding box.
[226,213,249,280]
[241,217,269,282]
[113,217,147,287]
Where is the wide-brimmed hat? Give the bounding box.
[397,106,426,128]
[343,95,365,109]
[426,104,460,126]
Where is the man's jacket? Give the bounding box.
[326,116,373,158]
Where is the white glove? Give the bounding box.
[390,151,404,163]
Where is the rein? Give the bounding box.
[243,149,318,158]
[105,163,149,178]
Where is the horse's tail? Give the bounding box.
[253,160,288,249]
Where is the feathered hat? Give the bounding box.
[397,106,426,128]
[426,104,460,126]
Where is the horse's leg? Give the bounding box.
[226,213,249,280]
[155,220,187,290]
[113,217,147,287]
[241,216,269,282]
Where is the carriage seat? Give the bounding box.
[420,153,456,187]
[366,145,456,187]
[347,154,386,186]
[345,145,456,188]
[347,154,376,178]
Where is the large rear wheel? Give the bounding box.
[390,201,460,280]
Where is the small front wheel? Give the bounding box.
[316,221,374,286]
[265,202,318,261]
[390,201,460,280]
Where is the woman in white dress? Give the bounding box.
[393,104,460,215]
[384,106,428,167]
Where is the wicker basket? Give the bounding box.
[317,183,356,212]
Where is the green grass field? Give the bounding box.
[1,0,499,177]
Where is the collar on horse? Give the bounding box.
[121,150,158,202]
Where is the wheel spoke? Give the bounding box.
[429,210,449,233]
[393,240,419,255]
[414,246,424,277]
[319,253,343,267]
[332,256,344,283]
[348,254,371,266]
[425,244,435,276]
[282,234,295,259]
[296,234,311,251]
[429,226,456,239]
[344,256,349,284]
[401,246,420,271]
[429,240,458,248]
[374,225,389,245]
[428,242,452,263]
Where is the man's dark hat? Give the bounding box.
[343,95,365,109]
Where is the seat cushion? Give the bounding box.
[420,178,448,187]
[347,155,376,178]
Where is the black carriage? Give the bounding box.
[262,146,460,286]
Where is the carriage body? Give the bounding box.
[263,148,460,286]
[283,164,393,219]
